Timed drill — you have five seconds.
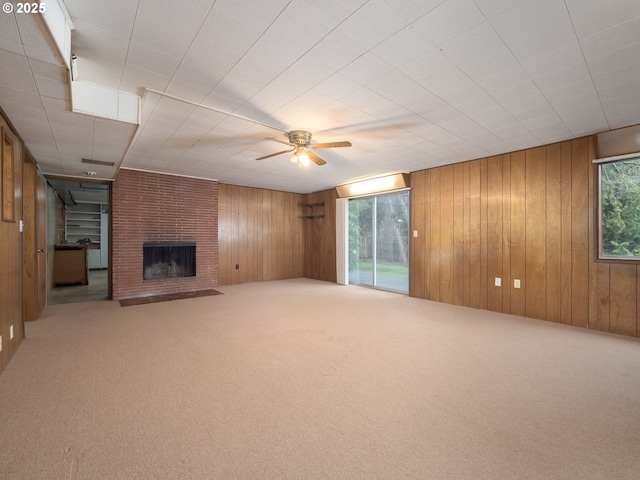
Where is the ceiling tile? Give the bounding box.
[411,0,486,47]
[490,0,577,62]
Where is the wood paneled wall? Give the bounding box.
[0,117,24,374]
[303,189,338,283]
[218,184,305,285]
[410,136,639,337]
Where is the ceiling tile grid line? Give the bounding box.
[0,0,639,193]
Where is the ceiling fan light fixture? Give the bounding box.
[298,150,310,167]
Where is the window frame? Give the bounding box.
[1,126,15,223]
[597,153,640,263]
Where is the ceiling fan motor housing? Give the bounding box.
[288,130,312,147]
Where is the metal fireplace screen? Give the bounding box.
[143,242,196,280]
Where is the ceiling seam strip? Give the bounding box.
[143,88,289,133]
[561,0,609,132]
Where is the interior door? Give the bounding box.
[23,160,46,321]
[35,170,46,315]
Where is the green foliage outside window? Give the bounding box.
[600,157,640,258]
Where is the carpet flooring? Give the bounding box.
[0,278,639,479]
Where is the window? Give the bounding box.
[2,129,15,222]
[599,156,640,260]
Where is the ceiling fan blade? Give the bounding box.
[256,148,294,160]
[266,137,294,147]
[306,150,327,166]
[309,141,352,149]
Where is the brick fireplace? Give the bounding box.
[111,169,218,300]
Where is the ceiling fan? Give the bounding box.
[256,130,352,167]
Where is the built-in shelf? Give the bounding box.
[64,203,109,269]
[66,207,101,243]
[302,202,325,219]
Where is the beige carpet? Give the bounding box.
[1,278,639,479]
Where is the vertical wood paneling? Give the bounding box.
[218,184,304,285]
[303,189,337,283]
[468,161,481,308]
[487,156,503,313]
[262,190,274,281]
[560,141,573,325]
[0,121,24,373]
[452,163,465,306]
[305,135,640,339]
[231,185,240,284]
[423,170,432,299]
[609,264,637,336]
[510,151,526,317]
[597,263,610,331]
[588,138,599,331]
[429,169,441,302]
[410,171,425,298]
[525,147,546,320]
[462,163,471,307]
[23,161,37,322]
[440,165,454,304]
[571,138,590,328]
[502,155,512,314]
[479,158,489,310]
[275,191,286,280]
[545,144,562,323]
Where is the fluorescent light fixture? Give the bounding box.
[82,158,115,166]
[596,124,640,159]
[336,173,410,198]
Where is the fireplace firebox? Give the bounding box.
[143,242,196,280]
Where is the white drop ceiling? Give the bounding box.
[1,0,639,194]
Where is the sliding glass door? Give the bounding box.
[348,190,409,293]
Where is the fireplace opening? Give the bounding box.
[143,242,196,280]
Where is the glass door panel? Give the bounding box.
[348,190,409,294]
[375,191,409,293]
[348,197,373,286]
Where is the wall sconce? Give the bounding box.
[336,173,410,198]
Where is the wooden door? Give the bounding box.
[23,160,45,321]
[35,169,46,314]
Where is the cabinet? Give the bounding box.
[54,245,88,285]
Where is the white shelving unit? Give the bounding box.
[65,208,101,244]
[65,203,108,269]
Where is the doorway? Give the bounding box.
[348,190,409,293]
[47,179,110,304]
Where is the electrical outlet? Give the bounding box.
[235,264,239,270]
[494,277,501,287]
[514,279,521,289]
[9,324,13,340]
[413,230,418,238]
